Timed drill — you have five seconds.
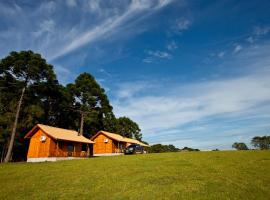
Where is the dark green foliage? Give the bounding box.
[149,144,179,153]
[181,147,200,151]
[0,51,143,161]
[232,142,249,150]
[0,50,57,161]
[251,136,270,150]
[116,117,142,140]
[66,73,116,135]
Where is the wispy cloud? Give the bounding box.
[112,42,270,148]
[143,49,172,63]
[175,18,191,31]
[218,51,225,58]
[0,0,175,61]
[167,41,178,51]
[49,0,174,60]
[66,0,77,8]
[99,68,112,77]
[233,44,243,53]
[254,26,270,36]
[147,50,172,59]
[246,36,254,44]
[170,17,191,34]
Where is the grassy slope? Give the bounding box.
[0,151,269,200]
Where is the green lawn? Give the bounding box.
[0,151,269,200]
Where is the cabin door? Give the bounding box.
[67,143,74,157]
[89,144,93,156]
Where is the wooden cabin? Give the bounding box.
[90,131,149,156]
[24,124,94,162]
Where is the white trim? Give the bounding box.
[93,153,123,157]
[27,157,86,162]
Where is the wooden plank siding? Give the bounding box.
[27,129,51,158]
[92,133,126,154]
[27,129,91,158]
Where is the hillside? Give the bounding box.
[0,151,269,200]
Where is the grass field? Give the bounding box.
[0,151,269,200]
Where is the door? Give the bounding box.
[67,143,74,157]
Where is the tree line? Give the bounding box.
[0,51,142,162]
[232,136,270,150]
[148,144,200,153]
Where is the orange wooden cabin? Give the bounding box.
[24,124,94,162]
[91,131,149,156]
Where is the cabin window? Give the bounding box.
[59,142,63,149]
[67,143,74,152]
[81,143,87,151]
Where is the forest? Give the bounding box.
[0,51,142,161]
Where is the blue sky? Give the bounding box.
[1,0,270,150]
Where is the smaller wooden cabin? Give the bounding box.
[24,124,94,162]
[91,131,149,156]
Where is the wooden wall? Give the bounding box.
[27,129,51,158]
[27,129,92,158]
[93,133,113,154]
[93,133,126,154]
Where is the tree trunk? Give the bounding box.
[4,87,26,163]
[79,112,84,136]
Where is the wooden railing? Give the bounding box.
[50,151,90,157]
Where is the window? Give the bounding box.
[81,144,87,151]
[67,143,74,152]
[59,142,63,149]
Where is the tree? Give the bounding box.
[0,51,56,162]
[232,142,249,150]
[0,51,145,161]
[251,136,270,150]
[181,147,200,151]
[149,144,179,153]
[67,73,116,136]
[116,117,142,140]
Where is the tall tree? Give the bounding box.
[0,51,56,162]
[67,73,116,136]
[116,117,142,140]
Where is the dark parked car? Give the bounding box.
[124,144,144,155]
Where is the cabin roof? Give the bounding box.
[24,124,94,144]
[91,131,149,147]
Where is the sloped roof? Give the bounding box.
[123,138,149,147]
[24,124,94,144]
[91,131,149,147]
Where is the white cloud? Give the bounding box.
[233,44,242,53]
[66,0,77,7]
[142,57,154,63]
[254,26,270,36]
[218,51,225,58]
[143,49,172,63]
[0,0,175,61]
[112,43,270,147]
[167,41,178,51]
[246,36,254,44]
[170,18,191,34]
[33,19,55,37]
[99,68,111,76]
[147,50,171,59]
[176,18,190,31]
[113,72,270,133]
[87,0,102,15]
[115,81,154,98]
[54,65,73,84]
[48,0,174,60]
